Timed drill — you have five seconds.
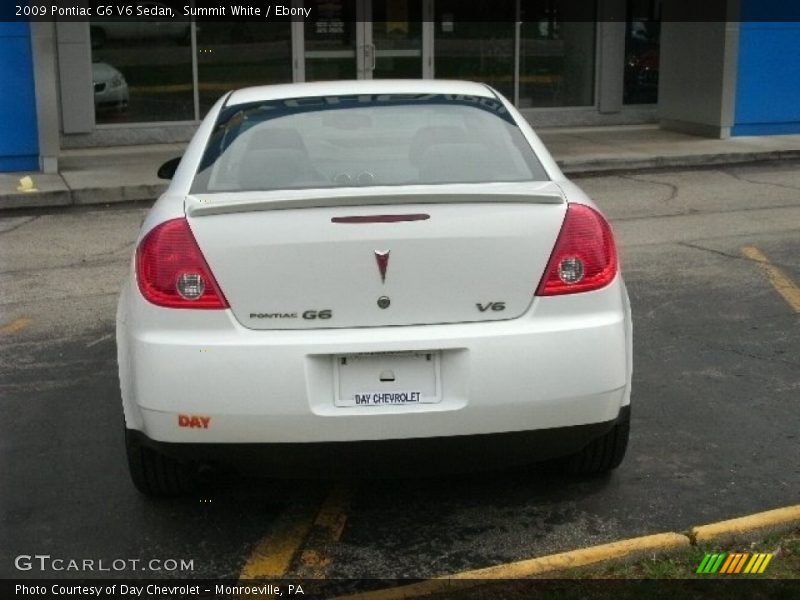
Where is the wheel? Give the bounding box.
[125,429,196,497]
[566,409,630,475]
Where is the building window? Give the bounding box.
[89,19,194,123]
[434,1,516,100]
[304,2,358,82]
[196,23,292,116]
[371,1,424,79]
[434,0,595,109]
[623,0,661,104]
[518,4,596,108]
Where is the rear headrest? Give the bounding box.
[418,143,493,183]
[408,126,470,168]
[246,127,308,153]
[237,148,312,190]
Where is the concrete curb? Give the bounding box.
[3,149,800,212]
[691,505,800,544]
[336,504,800,600]
[560,149,800,177]
[71,184,167,206]
[0,190,71,210]
[0,182,167,211]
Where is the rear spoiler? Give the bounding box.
[186,185,565,217]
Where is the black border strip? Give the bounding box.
[7,0,800,23]
[3,577,800,599]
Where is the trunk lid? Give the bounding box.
[187,183,566,329]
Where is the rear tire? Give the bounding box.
[566,409,630,475]
[125,429,196,497]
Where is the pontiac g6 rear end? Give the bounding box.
[116,80,632,496]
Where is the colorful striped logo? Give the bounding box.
[696,552,773,574]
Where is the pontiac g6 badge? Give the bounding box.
[375,250,390,283]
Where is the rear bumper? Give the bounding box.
[94,84,129,107]
[117,275,632,445]
[128,405,629,477]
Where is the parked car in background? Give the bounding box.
[92,61,129,111]
[624,48,659,104]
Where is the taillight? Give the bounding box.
[136,218,229,309]
[536,203,618,296]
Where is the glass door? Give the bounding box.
[364,0,427,79]
[302,1,360,81]
[298,0,431,82]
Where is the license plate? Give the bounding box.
[334,351,441,407]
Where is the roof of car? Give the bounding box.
[226,79,499,106]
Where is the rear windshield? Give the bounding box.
[191,93,548,193]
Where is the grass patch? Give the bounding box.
[415,529,799,600]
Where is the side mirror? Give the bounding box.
[157,156,181,180]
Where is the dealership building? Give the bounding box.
[1,0,799,173]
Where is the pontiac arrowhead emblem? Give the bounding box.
[375,250,390,283]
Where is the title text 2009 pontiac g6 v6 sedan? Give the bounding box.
[116,80,632,496]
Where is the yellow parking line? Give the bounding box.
[239,482,352,581]
[0,317,32,335]
[312,482,352,541]
[299,482,353,577]
[239,508,318,580]
[742,246,800,313]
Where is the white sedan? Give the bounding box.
[117,80,632,496]
[92,61,129,111]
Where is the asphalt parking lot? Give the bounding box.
[1,161,798,581]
